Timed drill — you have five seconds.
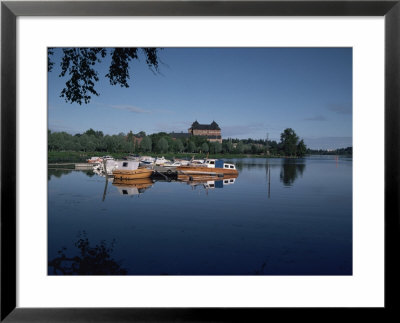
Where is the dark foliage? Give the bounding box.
[49,47,161,105]
[48,232,127,275]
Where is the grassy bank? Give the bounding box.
[48,151,286,163]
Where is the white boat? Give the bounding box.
[155,156,171,166]
[139,156,155,164]
[174,158,191,166]
[163,161,182,167]
[191,158,205,164]
[178,159,238,175]
[88,155,114,164]
[93,158,119,175]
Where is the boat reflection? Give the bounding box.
[177,174,238,190]
[112,178,154,196]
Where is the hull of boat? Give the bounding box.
[177,166,238,175]
[112,168,154,179]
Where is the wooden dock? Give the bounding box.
[48,163,94,170]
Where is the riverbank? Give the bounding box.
[48,151,288,163]
[48,150,352,164]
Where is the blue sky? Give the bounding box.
[48,48,352,149]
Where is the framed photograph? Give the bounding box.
[1,0,399,321]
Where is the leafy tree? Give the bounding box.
[173,139,184,153]
[223,140,233,153]
[209,142,222,154]
[236,141,244,154]
[296,139,307,157]
[188,141,196,153]
[140,136,152,152]
[84,128,97,137]
[280,128,299,156]
[201,142,209,153]
[126,130,134,142]
[156,138,169,153]
[48,47,161,105]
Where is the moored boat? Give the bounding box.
[87,156,102,164]
[112,160,154,180]
[177,159,238,175]
[154,156,171,166]
[163,160,182,167]
[139,156,155,165]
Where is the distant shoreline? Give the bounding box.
[48,151,352,164]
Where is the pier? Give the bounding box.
[48,163,95,170]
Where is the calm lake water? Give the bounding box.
[48,156,352,275]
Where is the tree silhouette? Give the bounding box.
[48,232,127,275]
[280,128,299,157]
[48,47,161,105]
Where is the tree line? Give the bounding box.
[307,147,352,156]
[48,127,308,157]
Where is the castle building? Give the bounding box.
[188,121,222,143]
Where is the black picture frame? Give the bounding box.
[1,0,399,321]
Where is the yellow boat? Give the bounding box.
[112,160,154,180]
[113,167,153,180]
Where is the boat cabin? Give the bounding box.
[113,160,140,171]
[204,159,236,170]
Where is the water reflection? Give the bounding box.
[48,231,127,275]
[48,168,73,180]
[177,174,238,191]
[109,173,239,197]
[48,168,94,181]
[112,178,154,196]
[48,157,352,275]
[280,159,306,186]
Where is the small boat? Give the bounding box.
[155,156,171,166]
[177,159,238,175]
[139,156,156,165]
[112,160,154,180]
[93,158,118,176]
[163,161,182,168]
[174,158,191,166]
[87,156,102,164]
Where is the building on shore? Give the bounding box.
[188,121,222,143]
[170,121,223,143]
